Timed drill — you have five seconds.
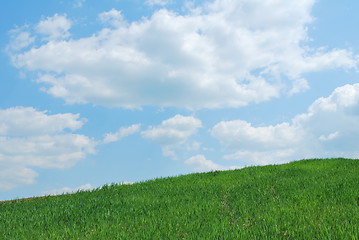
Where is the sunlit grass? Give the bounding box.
[1,158,359,239]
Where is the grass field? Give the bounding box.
[1,158,359,239]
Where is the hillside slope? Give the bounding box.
[1,158,359,239]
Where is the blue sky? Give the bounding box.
[1,0,359,201]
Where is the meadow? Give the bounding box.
[1,158,359,239]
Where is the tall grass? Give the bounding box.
[1,158,359,239]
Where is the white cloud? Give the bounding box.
[319,131,339,141]
[42,183,95,196]
[223,149,295,166]
[10,0,358,109]
[0,134,96,169]
[35,14,71,40]
[185,154,240,172]
[0,164,38,191]
[288,78,310,96]
[0,107,84,136]
[185,155,222,171]
[308,83,359,112]
[7,27,35,51]
[212,120,303,150]
[103,124,141,144]
[142,115,202,145]
[98,9,126,27]
[212,83,359,165]
[142,115,202,158]
[0,107,96,190]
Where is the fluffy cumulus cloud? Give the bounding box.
[0,107,83,136]
[35,14,72,40]
[142,115,202,158]
[185,154,240,172]
[212,121,302,150]
[98,9,126,27]
[212,83,359,165]
[0,165,38,191]
[103,124,141,144]
[9,0,358,109]
[0,107,96,190]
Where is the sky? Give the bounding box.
[1,0,359,201]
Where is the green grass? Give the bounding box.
[1,158,359,239]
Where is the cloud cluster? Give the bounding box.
[0,107,96,190]
[5,0,359,192]
[10,0,358,109]
[212,83,359,165]
[142,115,202,158]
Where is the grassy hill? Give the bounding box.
[1,158,359,239]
